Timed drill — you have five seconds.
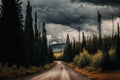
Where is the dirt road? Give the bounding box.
[21,61,91,80]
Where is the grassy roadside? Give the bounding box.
[65,62,120,80]
[0,62,56,80]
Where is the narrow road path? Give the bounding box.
[21,61,91,80]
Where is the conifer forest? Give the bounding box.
[0,0,120,80]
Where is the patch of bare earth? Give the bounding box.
[66,63,120,80]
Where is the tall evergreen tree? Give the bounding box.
[37,22,44,66]
[33,11,39,66]
[63,34,73,62]
[117,23,119,37]
[24,1,34,65]
[72,38,76,55]
[38,22,41,39]
[112,15,114,37]
[98,11,102,49]
[42,21,48,63]
[116,23,120,66]
[0,0,25,65]
[48,46,54,63]
[34,11,38,40]
[81,32,86,51]
[91,34,98,54]
[78,30,81,54]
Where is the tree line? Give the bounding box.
[0,0,54,67]
[63,12,120,70]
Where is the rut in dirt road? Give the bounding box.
[21,61,91,80]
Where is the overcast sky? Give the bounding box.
[21,0,120,44]
[1,0,120,44]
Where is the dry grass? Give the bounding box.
[73,49,118,70]
[54,51,63,58]
[0,63,56,80]
[66,63,120,80]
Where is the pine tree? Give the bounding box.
[24,1,34,65]
[91,34,98,54]
[0,0,25,65]
[48,46,54,63]
[42,22,47,39]
[37,22,44,66]
[72,38,76,56]
[117,23,119,37]
[34,11,38,40]
[98,11,102,49]
[116,23,120,66]
[63,34,73,62]
[78,30,81,54]
[42,21,48,63]
[81,32,86,51]
[38,22,41,39]
[112,15,114,37]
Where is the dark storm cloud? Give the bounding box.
[22,0,95,30]
[21,0,120,31]
[71,0,120,6]
[1,0,120,42]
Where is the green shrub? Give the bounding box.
[92,49,118,70]
[73,49,119,71]
[100,51,110,70]
[73,49,92,68]
[79,49,92,68]
[91,50,110,70]
[91,50,103,68]
[73,55,80,66]
[109,49,118,70]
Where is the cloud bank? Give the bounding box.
[1,0,120,43]
[21,0,120,29]
[71,0,120,6]
[21,0,120,43]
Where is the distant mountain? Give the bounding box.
[50,43,65,52]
